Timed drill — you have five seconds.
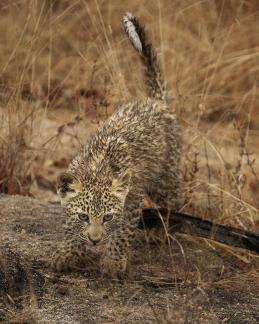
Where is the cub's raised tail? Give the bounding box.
[122,12,166,101]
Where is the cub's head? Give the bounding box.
[57,171,131,245]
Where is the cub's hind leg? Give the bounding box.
[149,163,181,212]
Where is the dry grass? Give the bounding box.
[0,0,259,322]
[0,1,258,217]
[0,100,36,195]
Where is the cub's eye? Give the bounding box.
[103,213,113,223]
[78,213,89,222]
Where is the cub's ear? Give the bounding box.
[111,171,131,202]
[57,172,82,205]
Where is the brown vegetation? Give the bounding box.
[0,0,259,323]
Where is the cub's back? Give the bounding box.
[69,99,180,183]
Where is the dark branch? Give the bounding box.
[140,209,259,254]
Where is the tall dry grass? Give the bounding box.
[0,101,36,195]
[0,0,258,226]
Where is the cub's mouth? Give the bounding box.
[79,233,107,248]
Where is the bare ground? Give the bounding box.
[0,195,258,324]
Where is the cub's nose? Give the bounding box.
[88,236,101,245]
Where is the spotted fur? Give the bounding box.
[53,13,181,278]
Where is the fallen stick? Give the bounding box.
[141,209,259,253]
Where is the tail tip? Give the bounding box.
[122,12,143,53]
[123,12,135,20]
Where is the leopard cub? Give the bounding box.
[53,13,181,278]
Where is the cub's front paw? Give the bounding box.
[51,252,74,272]
[51,250,87,272]
[100,255,128,279]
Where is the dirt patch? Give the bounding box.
[0,195,258,323]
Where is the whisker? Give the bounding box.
[79,234,90,242]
